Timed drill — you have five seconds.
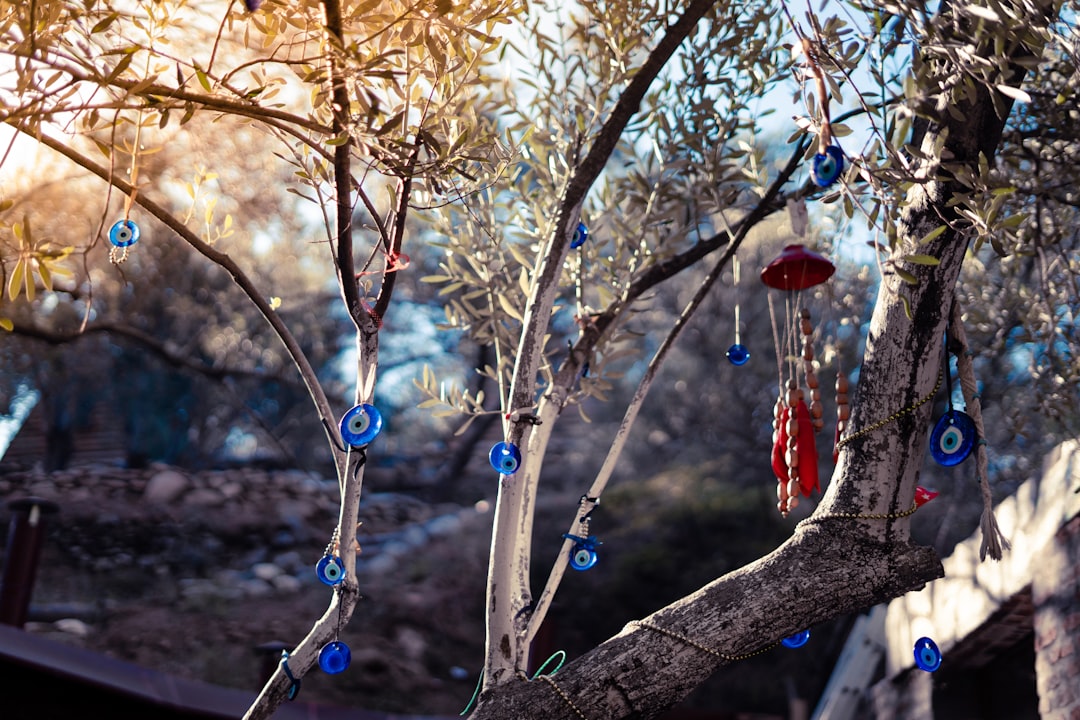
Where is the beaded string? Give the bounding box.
[629,621,780,662]
[797,501,918,526]
[834,364,943,451]
[536,674,589,720]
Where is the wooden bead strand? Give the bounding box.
[799,308,825,433]
[833,372,850,461]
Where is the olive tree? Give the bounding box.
[1,0,1076,718]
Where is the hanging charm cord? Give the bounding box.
[949,299,1010,561]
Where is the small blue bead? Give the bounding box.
[570,222,589,249]
[811,145,844,187]
[782,629,810,648]
[319,641,352,674]
[726,344,750,366]
[913,637,942,672]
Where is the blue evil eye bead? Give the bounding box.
[914,636,942,672]
[781,629,811,648]
[339,403,383,447]
[929,410,976,466]
[810,145,844,187]
[109,219,140,248]
[318,641,352,675]
[562,533,601,571]
[315,554,345,586]
[726,343,750,366]
[570,222,589,249]
[489,441,522,475]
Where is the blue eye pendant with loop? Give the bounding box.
[108,219,140,264]
[339,403,383,447]
[489,441,522,475]
[930,341,976,466]
[913,636,942,672]
[810,145,844,187]
[562,533,601,571]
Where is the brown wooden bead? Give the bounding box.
[810,401,824,419]
[786,495,799,511]
[838,404,851,421]
[787,433,798,450]
[812,418,825,432]
[801,317,813,336]
[800,307,811,320]
[806,370,819,389]
[786,478,799,497]
[785,448,799,468]
[836,392,848,405]
[803,342,814,361]
[836,375,849,393]
[811,388,822,402]
[836,419,846,434]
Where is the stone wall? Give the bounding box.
[1033,515,1080,720]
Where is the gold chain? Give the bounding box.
[835,365,943,451]
[630,621,779,662]
[797,501,919,527]
[537,674,589,720]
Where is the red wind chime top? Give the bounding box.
[760,244,835,291]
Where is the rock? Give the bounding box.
[144,470,190,504]
[220,482,243,500]
[184,488,224,507]
[252,563,283,581]
[54,618,91,637]
[425,514,463,537]
[272,551,303,572]
[271,574,302,593]
[395,626,426,661]
[238,578,273,597]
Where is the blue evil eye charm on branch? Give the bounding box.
[315,554,345,586]
[339,403,383,447]
[781,629,811,648]
[913,636,942,672]
[109,219,140,248]
[570,222,589,249]
[489,441,522,475]
[810,145,844,187]
[562,533,601,571]
[929,410,976,466]
[318,641,352,674]
[726,343,750,366]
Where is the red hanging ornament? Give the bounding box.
[762,244,836,517]
[914,487,939,507]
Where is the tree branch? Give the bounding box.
[6,319,298,385]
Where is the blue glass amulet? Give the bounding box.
[914,636,942,672]
[319,641,352,674]
[109,220,140,248]
[929,410,976,466]
[810,145,844,187]
[315,554,345,586]
[339,403,383,447]
[726,343,750,366]
[489,441,521,475]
